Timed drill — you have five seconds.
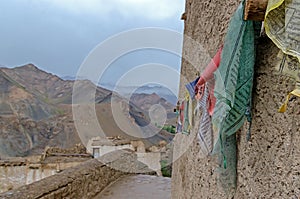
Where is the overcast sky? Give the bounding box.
[0,0,185,90]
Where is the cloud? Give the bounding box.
[39,0,184,20]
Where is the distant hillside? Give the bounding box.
[101,84,178,105]
[0,64,174,157]
[0,114,80,157]
[1,64,111,107]
[130,93,176,122]
[133,85,178,105]
[0,68,55,120]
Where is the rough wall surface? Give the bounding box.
[0,160,87,193]
[0,159,125,199]
[172,0,300,199]
[0,150,155,199]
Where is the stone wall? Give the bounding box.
[0,165,55,193]
[136,152,161,176]
[171,0,300,199]
[0,149,157,199]
[0,160,87,193]
[0,159,126,199]
[0,155,91,193]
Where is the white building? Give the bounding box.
[86,137,135,158]
[86,137,162,175]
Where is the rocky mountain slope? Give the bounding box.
[1,64,111,113]
[130,93,177,122]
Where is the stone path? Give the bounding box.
[94,175,171,199]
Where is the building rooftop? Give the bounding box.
[91,136,133,146]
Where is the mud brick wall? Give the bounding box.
[172,0,300,198]
[0,159,126,199]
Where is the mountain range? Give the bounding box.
[100,84,178,105]
[0,64,176,157]
[61,78,178,105]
